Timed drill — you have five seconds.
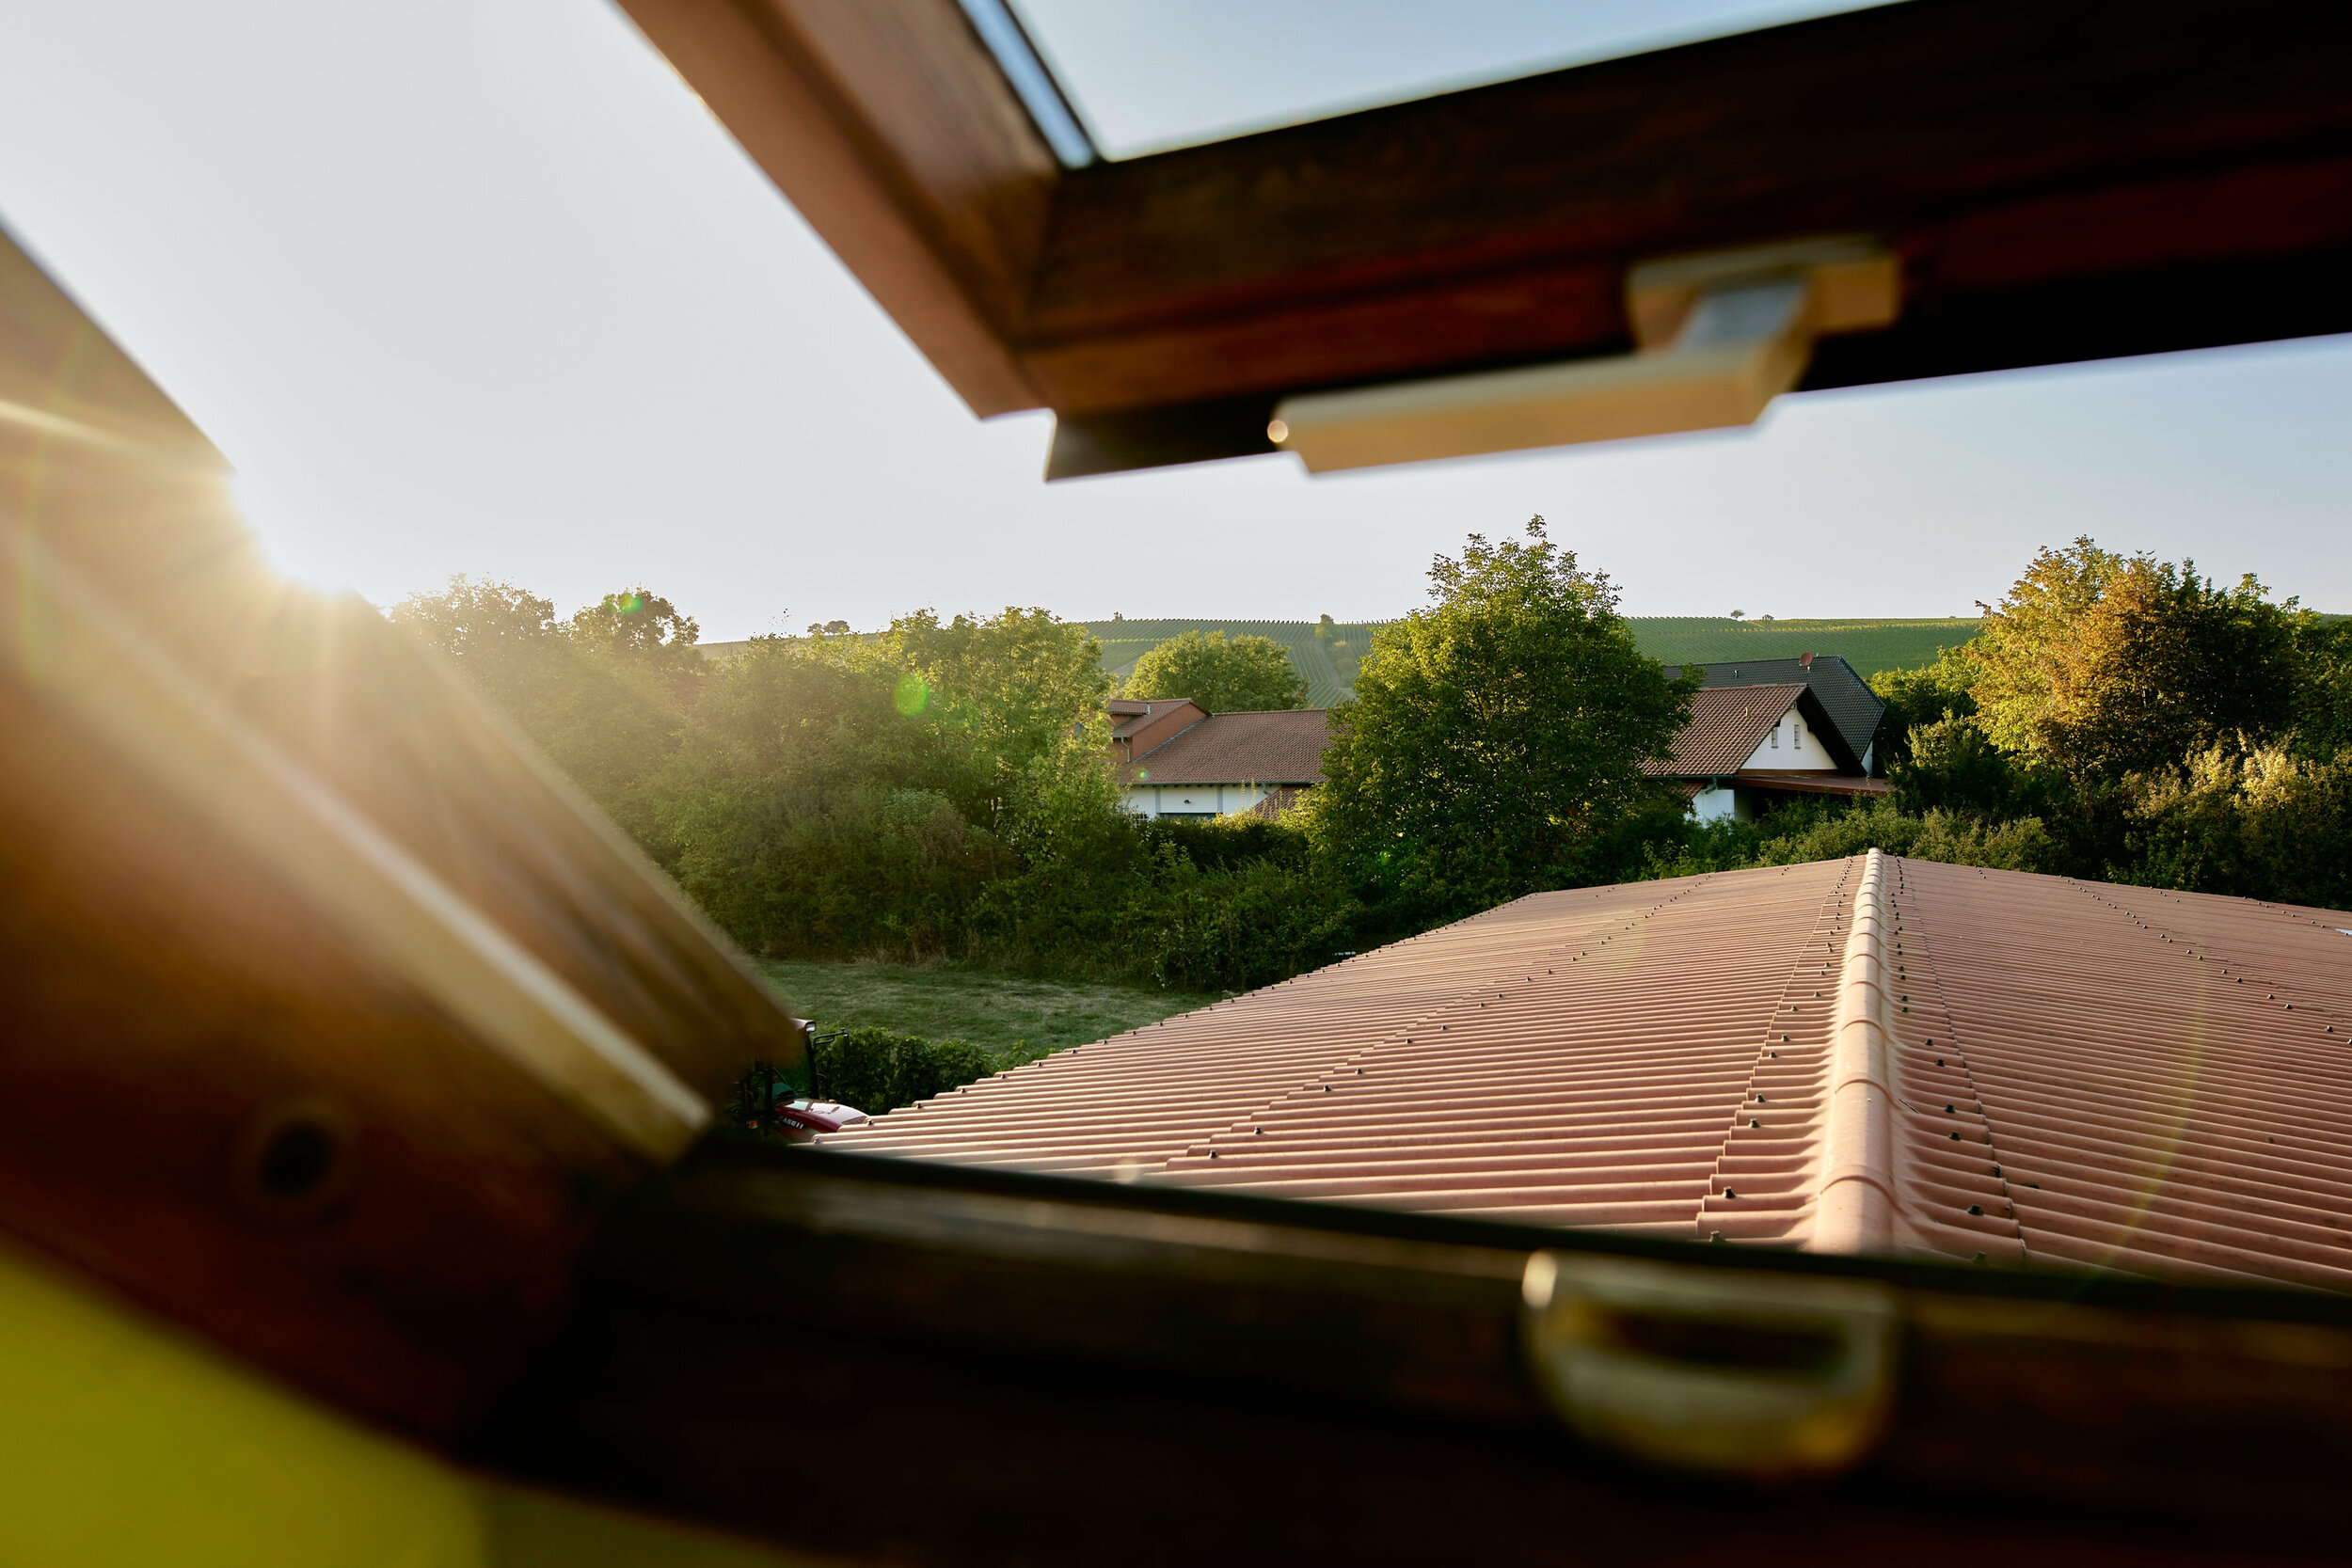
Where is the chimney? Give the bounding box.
[1799,652,1815,670]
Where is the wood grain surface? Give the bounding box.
[0,231,805,1434]
[621,0,2352,469]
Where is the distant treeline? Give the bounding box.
[393,531,2352,1006]
[390,581,1355,991]
[701,615,2004,707]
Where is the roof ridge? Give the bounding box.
[1689,865,1852,1243]
[1813,849,1899,1254]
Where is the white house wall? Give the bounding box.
[1691,785,1746,824]
[1742,707,1836,771]
[1121,784,1284,818]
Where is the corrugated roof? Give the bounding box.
[1663,656,1886,764]
[1648,684,1806,776]
[1125,708,1329,786]
[825,855,2352,1291]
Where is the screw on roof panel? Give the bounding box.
[1968,1205,1983,1216]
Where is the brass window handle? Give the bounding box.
[1521,1250,1900,1479]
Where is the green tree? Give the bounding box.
[390,578,702,832]
[570,586,704,697]
[1306,517,1695,917]
[1889,715,2022,819]
[1867,646,1979,775]
[1124,628,1309,712]
[1969,539,2301,782]
[388,575,565,725]
[648,635,997,955]
[2290,615,2352,756]
[877,608,1113,808]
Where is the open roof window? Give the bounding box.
[997,0,1913,160]
[620,0,2352,479]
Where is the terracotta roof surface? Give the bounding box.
[824,855,2352,1291]
[1124,708,1330,786]
[1663,655,1886,763]
[1648,684,1807,776]
[1108,698,1200,741]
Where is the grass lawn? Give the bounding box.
[757,958,1221,1062]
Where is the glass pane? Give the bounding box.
[1007,0,1915,160]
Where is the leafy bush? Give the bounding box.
[1867,651,1978,775]
[1640,799,2059,881]
[810,1027,1001,1115]
[1890,715,2026,818]
[1131,855,1359,992]
[2117,744,2352,908]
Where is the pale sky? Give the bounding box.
[0,0,2343,640]
[1009,0,1902,155]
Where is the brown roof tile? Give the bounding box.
[1125,708,1330,786]
[823,856,2352,1290]
[1108,698,1201,741]
[1650,684,1806,776]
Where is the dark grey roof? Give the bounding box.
[1662,655,1885,764]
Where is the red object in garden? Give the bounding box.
[770,1100,871,1135]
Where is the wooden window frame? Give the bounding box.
[619,0,2352,476]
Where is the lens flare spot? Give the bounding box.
[894,673,930,716]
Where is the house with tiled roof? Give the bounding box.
[1110,696,1330,820]
[1112,653,1885,825]
[822,852,2352,1291]
[1649,679,1889,822]
[1664,652,1888,770]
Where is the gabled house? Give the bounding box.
[1647,680,1888,822]
[1107,697,1206,767]
[1663,652,1887,772]
[1108,697,1330,820]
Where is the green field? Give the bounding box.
[1080,615,1982,706]
[1628,617,1982,673]
[757,958,1220,1062]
